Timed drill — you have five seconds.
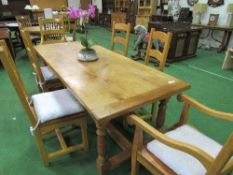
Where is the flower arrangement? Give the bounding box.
[68,4,96,51]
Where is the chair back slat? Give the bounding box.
[0,40,37,125]
[15,15,32,29]
[39,18,67,44]
[111,22,130,57]
[145,28,172,72]
[20,30,45,84]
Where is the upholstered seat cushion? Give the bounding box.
[31,89,84,123]
[147,125,223,175]
[40,66,58,81]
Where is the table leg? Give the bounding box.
[218,31,232,52]
[96,122,109,175]
[156,99,169,129]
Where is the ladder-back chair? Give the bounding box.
[15,15,32,29]
[111,22,130,57]
[141,28,172,122]
[15,15,40,43]
[145,28,172,72]
[128,94,233,175]
[0,40,89,166]
[20,29,63,92]
[39,18,67,44]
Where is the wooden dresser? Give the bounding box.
[148,22,202,62]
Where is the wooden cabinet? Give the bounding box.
[148,22,202,62]
[98,0,114,27]
[114,0,128,12]
[98,14,111,28]
[136,0,157,28]
[111,12,126,24]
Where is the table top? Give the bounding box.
[0,21,18,28]
[34,42,190,123]
[23,26,40,33]
[192,24,233,31]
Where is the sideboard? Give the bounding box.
[148,21,202,62]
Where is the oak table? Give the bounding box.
[34,42,190,175]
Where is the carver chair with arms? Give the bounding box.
[0,40,89,166]
[111,22,130,57]
[128,94,233,175]
[39,17,67,44]
[20,29,63,92]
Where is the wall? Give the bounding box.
[179,0,233,49]
[30,0,67,10]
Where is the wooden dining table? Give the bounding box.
[34,41,190,175]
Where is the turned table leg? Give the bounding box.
[156,99,169,129]
[96,122,109,175]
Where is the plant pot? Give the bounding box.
[77,48,98,62]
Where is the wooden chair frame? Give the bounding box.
[15,15,32,29]
[111,22,130,57]
[128,94,233,175]
[0,40,88,166]
[140,28,172,122]
[39,18,67,44]
[145,28,172,72]
[20,29,63,92]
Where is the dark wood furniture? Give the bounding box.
[98,0,114,28]
[0,0,30,20]
[192,24,233,52]
[148,22,202,62]
[0,28,15,63]
[98,13,111,28]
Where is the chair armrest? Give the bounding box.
[177,94,233,122]
[128,114,215,170]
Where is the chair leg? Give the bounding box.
[151,101,158,123]
[34,130,49,166]
[131,154,139,175]
[80,117,89,151]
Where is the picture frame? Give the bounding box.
[208,14,219,26]
[208,0,224,7]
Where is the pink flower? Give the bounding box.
[88,4,95,18]
[67,6,80,19]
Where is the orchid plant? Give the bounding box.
[68,4,96,51]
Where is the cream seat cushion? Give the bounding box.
[40,66,58,81]
[32,89,84,123]
[147,125,223,175]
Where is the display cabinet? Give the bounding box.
[136,0,157,28]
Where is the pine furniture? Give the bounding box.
[0,40,89,166]
[142,28,172,122]
[111,22,131,56]
[39,18,67,44]
[136,0,157,28]
[145,28,173,72]
[15,15,41,44]
[34,41,190,175]
[20,29,63,92]
[128,94,233,175]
